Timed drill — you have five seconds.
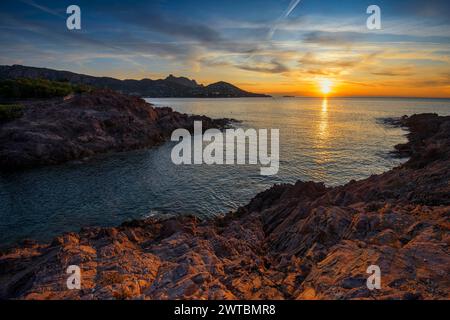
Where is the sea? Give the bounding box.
[1,97,450,247]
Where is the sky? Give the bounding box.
[0,0,449,97]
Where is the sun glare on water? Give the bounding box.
[320,79,332,95]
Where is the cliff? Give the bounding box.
[0,114,449,300]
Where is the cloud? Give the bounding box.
[0,14,116,51]
[302,30,450,46]
[395,0,450,23]
[0,11,199,65]
[297,51,381,76]
[115,11,223,44]
[371,67,414,77]
[410,79,450,87]
[299,52,360,68]
[198,56,232,68]
[236,59,289,74]
[19,0,64,18]
[303,68,341,76]
[1,0,449,97]
[341,80,376,88]
[302,31,366,46]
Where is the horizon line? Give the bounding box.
[270,95,450,99]
[3,64,450,100]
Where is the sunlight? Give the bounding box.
[320,79,332,96]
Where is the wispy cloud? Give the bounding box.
[297,51,381,77]
[118,12,223,43]
[237,59,289,74]
[371,66,414,77]
[19,0,64,18]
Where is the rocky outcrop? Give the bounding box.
[0,113,449,300]
[0,89,231,170]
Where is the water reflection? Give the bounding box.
[318,98,329,140]
[0,96,423,246]
[313,97,332,180]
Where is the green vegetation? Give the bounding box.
[0,78,92,99]
[0,104,23,122]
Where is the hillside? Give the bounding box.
[0,65,270,98]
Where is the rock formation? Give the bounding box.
[0,113,449,300]
[0,89,231,170]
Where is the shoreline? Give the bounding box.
[0,113,449,299]
[0,90,233,171]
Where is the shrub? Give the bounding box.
[0,78,92,99]
[0,104,24,122]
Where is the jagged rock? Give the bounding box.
[0,113,449,300]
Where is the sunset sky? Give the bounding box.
[0,0,449,97]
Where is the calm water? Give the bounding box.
[1,97,450,247]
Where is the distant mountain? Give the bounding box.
[0,65,270,98]
[165,74,199,88]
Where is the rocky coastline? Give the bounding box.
[0,113,449,300]
[0,89,231,170]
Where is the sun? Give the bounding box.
[320,79,332,95]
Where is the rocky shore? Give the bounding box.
[0,113,449,300]
[0,89,231,170]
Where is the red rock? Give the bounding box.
[0,113,449,300]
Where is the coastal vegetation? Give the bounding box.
[0,78,91,99]
[0,104,23,122]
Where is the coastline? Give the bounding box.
[0,90,232,171]
[0,113,449,300]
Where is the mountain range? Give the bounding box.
[0,65,270,98]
